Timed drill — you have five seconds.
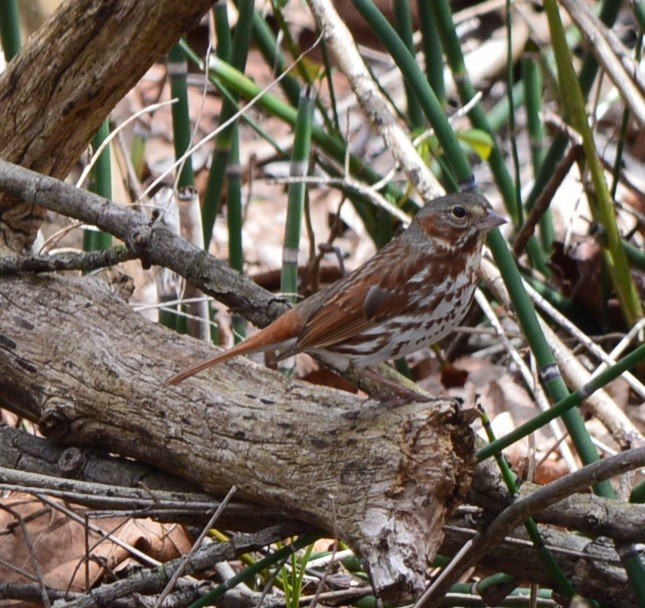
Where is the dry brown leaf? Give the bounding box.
[0,493,192,602]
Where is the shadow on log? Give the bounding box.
[0,272,475,604]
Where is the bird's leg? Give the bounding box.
[352,363,440,406]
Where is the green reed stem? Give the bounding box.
[188,51,408,242]
[246,1,337,138]
[623,240,645,270]
[610,31,642,203]
[244,6,301,107]
[130,124,148,181]
[479,407,575,596]
[83,121,113,252]
[522,40,554,254]
[282,89,315,304]
[505,0,521,216]
[227,129,245,343]
[202,0,254,249]
[545,0,643,329]
[477,341,645,462]
[320,38,340,131]
[393,0,423,128]
[486,81,525,133]
[168,43,195,189]
[416,0,445,107]
[447,585,554,606]
[631,480,645,504]
[213,2,232,59]
[350,0,473,187]
[165,42,195,331]
[489,227,613,497]
[523,0,622,227]
[0,0,20,60]
[635,1,645,32]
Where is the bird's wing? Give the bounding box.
[294,243,424,351]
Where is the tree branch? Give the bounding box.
[420,447,645,605]
[0,268,473,604]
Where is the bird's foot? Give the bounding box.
[360,366,436,407]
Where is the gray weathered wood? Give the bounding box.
[0,272,474,603]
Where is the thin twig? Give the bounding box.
[156,486,237,606]
[0,246,136,275]
[513,144,583,256]
[0,505,52,608]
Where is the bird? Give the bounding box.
[166,192,505,386]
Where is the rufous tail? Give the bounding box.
[166,333,273,386]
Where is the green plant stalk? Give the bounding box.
[241,1,337,137]
[610,31,642,203]
[320,38,340,131]
[489,229,612,497]
[623,239,645,271]
[281,90,315,304]
[83,121,113,252]
[244,6,301,106]
[349,0,474,187]
[631,479,645,503]
[609,107,631,203]
[445,585,554,607]
[213,1,232,60]
[487,81,525,133]
[505,0,522,219]
[168,43,195,189]
[544,0,643,329]
[623,551,645,607]
[522,41,555,253]
[427,0,521,224]
[635,1,645,32]
[475,573,521,597]
[282,541,315,608]
[129,125,148,181]
[194,49,381,238]
[393,0,423,128]
[522,45,546,176]
[189,532,323,608]
[477,341,645,461]
[480,408,574,596]
[416,0,445,106]
[227,128,245,343]
[523,0,622,226]
[165,43,195,332]
[202,0,255,248]
[522,274,597,331]
[268,1,314,88]
[201,3,233,249]
[0,0,20,60]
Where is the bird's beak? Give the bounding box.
[479,208,507,231]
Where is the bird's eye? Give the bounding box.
[451,205,467,219]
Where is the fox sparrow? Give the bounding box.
[167,192,505,386]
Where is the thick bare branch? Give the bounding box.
[0,269,473,604]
